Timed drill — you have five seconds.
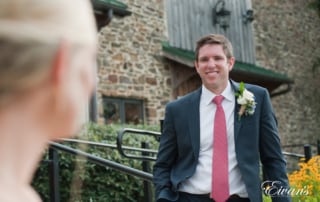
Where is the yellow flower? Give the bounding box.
[288,155,320,198]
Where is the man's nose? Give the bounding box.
[207,58,216,67]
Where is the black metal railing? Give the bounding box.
[117,128,161,161]
[282,141,320,162]
[48,148,60,202]
[44,141,153,202]
[50,141,153,182]
[116,128,161,202]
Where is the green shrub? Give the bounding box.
[32,123,160,202]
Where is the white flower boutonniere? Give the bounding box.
[235,82,257,120]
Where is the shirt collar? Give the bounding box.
[201,81,234,105]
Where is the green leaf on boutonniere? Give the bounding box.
[239,82,245,94]
[235,81,245,97]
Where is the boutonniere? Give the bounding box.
[235,82,257,120]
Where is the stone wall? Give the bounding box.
[253,0,320,153]
[97,0,171,124]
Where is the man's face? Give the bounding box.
[195,44,234,94]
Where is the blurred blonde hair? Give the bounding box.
[0,0,96,107]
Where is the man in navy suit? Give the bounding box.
[153,34,291,202]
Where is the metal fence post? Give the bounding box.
[317,140,320,155]
[142,142,152,202]
[89,90,98,122]
[160,119,164,134]
[49,148,60,202]
[303,144,312,162]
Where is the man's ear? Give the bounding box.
[194,60,199,72]
[51,40,69,86]
[228,57,235,72]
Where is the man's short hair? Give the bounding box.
[195,34,234,61]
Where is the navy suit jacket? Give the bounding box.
[153,80,291,202]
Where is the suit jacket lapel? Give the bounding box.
[230,80,242,141]
[188,87,202,159]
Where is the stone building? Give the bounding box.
[96,0,320,154]
[97,0,171,125]
[252,0,320,154]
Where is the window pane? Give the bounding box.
[125,102,142,124]
[103,101,120,124]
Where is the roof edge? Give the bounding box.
[92,0,131,16]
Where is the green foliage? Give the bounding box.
[32,123,160,202]
[263,195,272,202]
[264,195,320,202]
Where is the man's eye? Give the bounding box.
[199,58,208,62]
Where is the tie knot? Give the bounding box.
[213,95,224,105]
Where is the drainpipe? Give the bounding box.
[90,9,113,122]
[270,83,293,98]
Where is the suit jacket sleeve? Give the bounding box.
[259,89,292,202]
[153,103,178,201]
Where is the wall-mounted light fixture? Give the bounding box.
[213,0,231,30]
[243,9,254,24]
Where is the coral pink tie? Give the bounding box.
[211,95,229,202]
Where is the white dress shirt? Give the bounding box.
[179,82,248,197]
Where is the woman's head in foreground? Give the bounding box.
[0,0,98,138]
